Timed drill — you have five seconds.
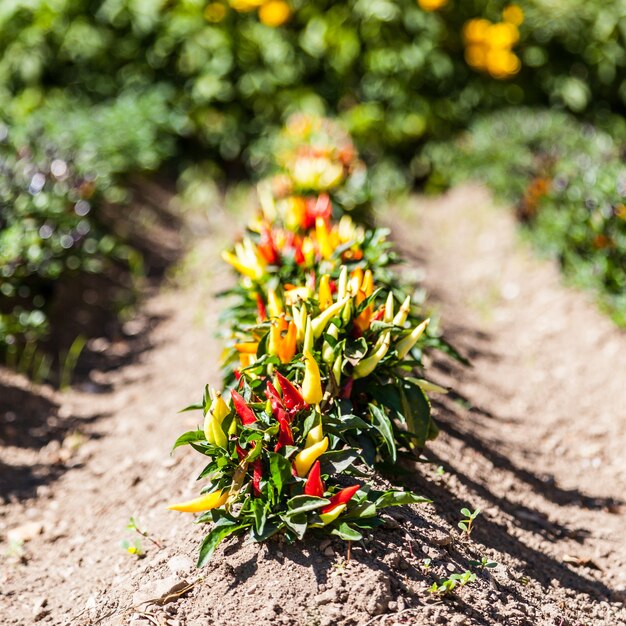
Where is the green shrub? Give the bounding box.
[0,88,178,370]
[426,108,626,325]
[1,0,625,185]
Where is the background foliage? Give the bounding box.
[1,0,625,376]
[426,109,626,325]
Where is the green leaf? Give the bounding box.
[197,522,245,567]
[251,499,268,536]
[330,523,363,541]
[256,329,269,357]
[343,501,378,519]
[252,518,282,542]
[344,337,368,362]
[329,414,370,432]
[268,452,293,496]
[374,490,431,508]
[319,449,359,474]
[355,288,382,316]
[281,513,308,540]
[460,508,472,517]
[398,381,432,449]
[178,402,203,413]
[369,403,397,462]
[286,495,330,516]
[172,429,205,450]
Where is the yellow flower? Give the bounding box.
[463,19,490,45]
[503,4,524,26]
[417,0,447,11]
[229,0,264,12]
[465,44,487,70]
[258,1,292,27]
[204,2,227,22]
[487,23,519,48]
[486,49,521,78]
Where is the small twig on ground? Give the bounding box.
[360,607,423,626]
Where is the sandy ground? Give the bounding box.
[1,185,625,626]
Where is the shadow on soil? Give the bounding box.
[0,180,184,502]
[401,350,621,607]
[0,377,107,501]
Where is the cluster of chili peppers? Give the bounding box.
[169,114,439,564]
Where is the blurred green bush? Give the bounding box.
[0,88,178,373]
[426,108,626,326]
[2,0,625,181]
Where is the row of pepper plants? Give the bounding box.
[168,114,456,566]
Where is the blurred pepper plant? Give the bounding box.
[426,108,626,326]
[169,115,450,563]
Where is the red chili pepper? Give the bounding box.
[340,377,353,399]
[304,193,332,229]
[321,484,360,514]
[256,293,267,322]
[231,390,257,425]
[234,370,242,382]
[258,226,279,265]
[265,381,284,413]
[292,235,305,265]
[329,279,337,295]
[274,412,294,451]
[372,307,385,322]
[304,460,324,497]
[252,459,263,497]
[275,372,306,412]
[236,444,246,461]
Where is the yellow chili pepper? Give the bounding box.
[284,285,311,305]
[267,288,283,318]
[332,354,342,386]
[305,423,324,448]
[234,342,258,354]
[303,315,314,354]
[393,295,411,326]
[222,250,262,280]
[396,319,430,359]
[361,270,374,297]
[349,268,363,295]
[203,389,230,448]
[319,503,346,525]
[337,266,348,299]
[384,292,395,323]
[302,351,323,404]
[315,216,334,260]
[318,274,333,310]
[353,331,391,379]
[167,490,228,512]
[239,353,255,369]
[312,296,350,338]
[322,323,339,365]
[292,305,307,344]
[294,436,329,477]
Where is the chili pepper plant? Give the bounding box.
[169,115,455,564]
